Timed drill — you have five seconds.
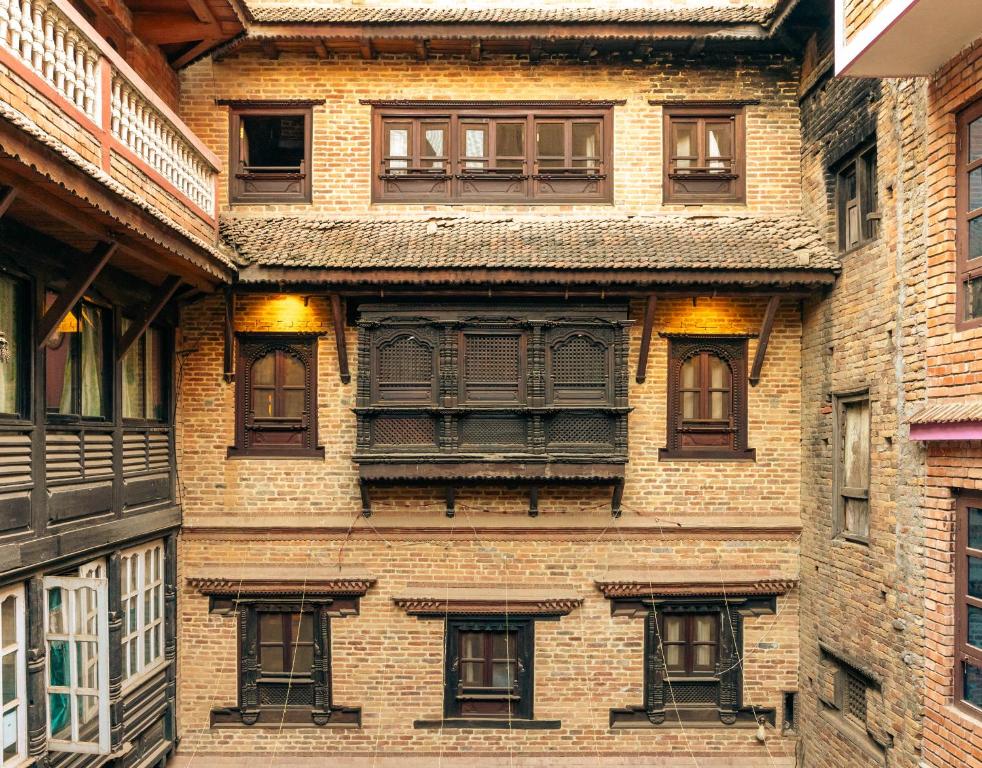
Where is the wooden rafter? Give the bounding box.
[330,293,351,384]
[117,276,182,359]
[749,295,780,386]
[37,241,116,348]
[0,185,17,218]
[635,294,657,384]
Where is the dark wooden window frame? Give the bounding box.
[369,102,615,204]
[660,611,720,676]
[956,493,982,715]
[0,266,31,422]
[444,617,534,721]
[229,333,323,459]
[120,321,171,426]
[832,390,871,544]
[659,336,754,461]
[228,103,314,205]
[662,105,746,205]
[957,98,982,329]
[834,139,879,254]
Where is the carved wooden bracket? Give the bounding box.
[749,295,780,386]
[117,275,181,359]
[37,241,116,348]
[330,293,351,384]
[188,568,375,600]
[223,288,235,383]
[635,294,657,384]
[394,586,583,617]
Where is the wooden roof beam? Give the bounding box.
[117,275,182,359]
[38,241,116,349]
[749,295,780,386]
[132,14,216,44]
[635,294,657,384]
[0,185,16,218]
[330,293,351,384]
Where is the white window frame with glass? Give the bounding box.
[0,584,26,768]
[663,105,746,204]
[120,541,165,688]
[0,272,28,421]
[43,568,110,755]
[44,294,110,421]
[833,391,871,542]
[956,495,982,714]
[834,141,878,253]
[958,98,982,327]
[121,322,167,422]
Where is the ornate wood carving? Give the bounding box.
[595,571,797,599]
[107,551,124,752]
[393,588,582,617]
[25,577,47,759]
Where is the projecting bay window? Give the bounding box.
[956,495,982,714]
[0,585,26,767]
[833,392,871,542]
[371,102,614,203]
[663,106,745,204]
[229,105,313,204]
[958,99,982,325]
[44,293,110,421]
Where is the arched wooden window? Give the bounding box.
[230,334,322,458]
[661,337,753,460]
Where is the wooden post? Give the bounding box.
[223,288,235,383]
[636,294,657,384]
[116,275,181,359]
[37,241,116,348]
[330,293,351,384]
[749,296,780,386]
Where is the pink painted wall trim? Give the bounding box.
[909,421,982,441]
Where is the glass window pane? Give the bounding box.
[969,216,982,261]
[282,354,305,387]
[292,613,313,643]
[461,632,483,659]
[495,123,525,160]
[842,168,858,201]
[693,645,714,670]
[968,605,982,651]
[492,632,514,660]
[681,357,698,389]
[710,391,727,421]
[48,693,71,740]
[422,124,446,160]
[970,168,982,213]
[80,304,106,418]
[76,694,99,735]
[671,122,696,167]
[0,596,15,646]
[965,661,982,709]
[241,115,305,169]
[970,117,982,163]
[282,390,304,418]
[969,556,982,599]
[491,661,513,688]
[0,276,24,416]
[290,644,313,673]
[682,391,698,420]
[536,123,564,165]
[47,589,64,634]
[121,326,145,420]
[147,328,165,421]
[664,644,684,671]
[3,709,17,761]
[260,645,284,673]
[967,276,982,320]
[969,507,982,550]
[76,588,97,636]
[572,122,599,157]
[461,661,483,685]
[48,640,69,687]
[706,123,733,158]
[1,652,15,704]
[463,127,488,169]
[252,354,274,386]
[663,616,683,642]
[693,615,715,642]
[260,613,283,643]
[843,399,870,489]
[708,356,728,389]
[254,388,274,418]
[76,641,98,689]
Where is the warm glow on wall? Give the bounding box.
[264,294,313,327]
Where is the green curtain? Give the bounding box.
[80,305,104,418]
[0,277,19,414]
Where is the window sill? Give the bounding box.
[819,707,886,765]
[226,446,325,460]
[609,706,773,728]
[835,532,870,546]
[414,718,561,730]
[659,448,756,461]
[210,706,360,728]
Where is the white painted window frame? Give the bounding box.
[120,540,166,688]
[0,583,27,768]
[43,570,110,755]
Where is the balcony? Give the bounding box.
[835,0,982,77]
[0,0,220,242]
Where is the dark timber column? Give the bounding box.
[164,533,178,742]
[26,577,48,761]
[107,552,124,751]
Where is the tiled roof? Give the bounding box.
[221,214,838,278]
[910,400,982,425]
[244,3,778,25]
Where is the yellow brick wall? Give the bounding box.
[843,0,893,42]
[179,53,803,217]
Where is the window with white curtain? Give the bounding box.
[0,584,26,767]
[120,541,165,685]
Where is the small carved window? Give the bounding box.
[444,618,533,720]
[835,141,878,253]
[663,106,745,204]
[661,338,752,460]
[374,333,436,404]
[548,332,609,404]
[229,105,313,204]
[833,392,870,542]
[230,335,321,458]
[461,332,525,404]
[661,613,719,676]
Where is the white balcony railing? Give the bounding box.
[0,0,218,219]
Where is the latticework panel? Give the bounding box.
[547,413,614,446]
[459,416,527,447]
[844,670,867,724]
[258,682,315,707]
[377,335,434,383]
[464,334,521,383]
[552,335,607,385]
[664,681,719,706]
[372,416,437,446]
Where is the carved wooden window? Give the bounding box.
[43,573,110,754]
[229,105,313,204]
[120,540,165,686]
[661,337,752,460]
[444,618,533,720]
[956,495,982,714]
[373,332,438,404]
[461,331,526,404]
[233,602,336,726]
[548,331,610,404]
[958,99,982,326]
[371,103,614,204]
[835,141,878,253]
[121,323,169,422]
[663,106,745,204]
[44,294,110,421]
[0,583,26,767]
[0,272,28,421]
[644,604,741,725]
[231,334,322,458]
[833,392,870,542]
